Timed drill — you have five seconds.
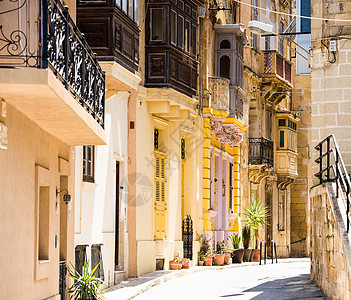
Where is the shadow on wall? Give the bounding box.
[219,274,327,299]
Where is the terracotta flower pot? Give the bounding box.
[177,263,182,269]
[249,249,254,262]
[224,252,231,264]
[214,254,225,265]
[232,249,244,263]
[198,260,204,266]
[252,249,260,262]
[243,249,252,262]
[205,256,212,266]
[182,260,190,269]
[169,261,179,270]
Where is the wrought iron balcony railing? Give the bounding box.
[249,137,274,168]
[0,0,105,128]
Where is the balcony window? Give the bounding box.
[220,56,230,79]
[151,8,164,41]
[178,15,184,48]
[185,20,190,53]
[277,118,297,152]
[220,40,231,49]
[171,10,177,45]
[248,137,274,168]
[191,24,197,55]
[83,146,95,183]
[280,22,284,56]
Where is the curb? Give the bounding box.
[103,258,310,300]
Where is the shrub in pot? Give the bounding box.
[243,200,270,262]
[214,241,225,265]
[169,253,182,270]
[242,225,252,262]
[228,233,244,264]
[182,258,190,269]
[197,233,213,266]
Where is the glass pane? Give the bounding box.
[122,0,127,13]
[280,131,284,148]
[178,15,184,48]
[185,20,190,52]
[151,9,163,41]
[171,10,177,44]
[116,0,121,7]
[191,24,196,55]
[134,0,139,23]
[129,0,133,19]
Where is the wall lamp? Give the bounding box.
[56,188,71,205]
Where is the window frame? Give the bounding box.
[83,145,95,183]
[150,7,164,42]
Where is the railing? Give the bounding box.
[314,134,351,232]
[249,137,274,168]
[0,0,105,128]
[262,51,292,84]
[59,261,67,300]
[208,77,230,112]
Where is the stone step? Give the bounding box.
[114,270,127,285]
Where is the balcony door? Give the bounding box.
[115,161,120,269]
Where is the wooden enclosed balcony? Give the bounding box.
[0,0,106,145]
[248,137,274,168]
[260,50,292,86]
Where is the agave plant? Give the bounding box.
[242,200,270,249]
[68,260,104,300]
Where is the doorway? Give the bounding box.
[115,161,120,270]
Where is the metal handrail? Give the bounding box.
[314,134,351,232]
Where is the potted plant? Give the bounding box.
[228,233,244,263]
[223,244,231,265]
[243,199,270,262]
[169,253,182,270]
[197,233,213,266]
[68,260,104,300]
[182,257,190,269]
[242,225,252,262]
[214,241,225,265]
[197,251,206,266]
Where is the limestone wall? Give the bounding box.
[310,184,351,299]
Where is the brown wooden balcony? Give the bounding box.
[260,50,292,85]
[77,0,140,74]
[0,0,106,145]
[249,137,274,168]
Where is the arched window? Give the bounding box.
[220,40,231,49]
[220,55,230,79]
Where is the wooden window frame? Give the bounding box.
[83,146,95,183]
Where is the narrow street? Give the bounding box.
[132,260,327,300]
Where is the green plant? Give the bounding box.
[227,233,241,250]
[197,251,206,261]
[171,253,182,263]
[242,225,251,249]
[68,260,104,300]
[198,233,212,257]
[243,199,270,249]
[216,241,226,255]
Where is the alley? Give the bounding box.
[132,259,327,300]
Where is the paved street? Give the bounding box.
[132,260,327,300]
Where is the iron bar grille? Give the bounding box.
[0,0,105,128]
[182,215,193,260]
[248,137,274,168]
[59,261,67,300]
[314,134,351,232]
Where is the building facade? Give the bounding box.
[0,0,106,298]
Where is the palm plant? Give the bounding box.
[242,199,270,249]
[227,233,241,250]
[242,225,251,249]
[68,260,104,300]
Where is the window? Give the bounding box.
[278,190,286,231]
[171,10,177,45]
[280,22,284,56]
[229,163,234,212]
[91,244,104,280]
[191,24,196,56]
[128,0,133,19]
[232,2,238,24]
[185,20,190,52]
[151,8,163,41]
[116,0,138,23]
[300,0,311,33]
[134,0,139,24]
[83,146,95,182]
[75,245,88,276]
[116,0,121,7]
[178,15,184,48]
[265,36,270,50]
[280,131,284,148]
[252,0,258,50]
[38,186,50,260]
[266,109,272,140]
[220,40,231,49]
[220,55,230,79]
[122,0,127,13]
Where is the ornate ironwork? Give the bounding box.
[248,137,274,168]
[59,261,67,300]
[0,0,105,128]
[182,215,193,260]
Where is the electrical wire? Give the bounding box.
[234,0,351,23]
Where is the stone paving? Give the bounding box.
[104,258,328,300]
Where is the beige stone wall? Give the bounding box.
[310,184,351,300]
[0,103,75,299]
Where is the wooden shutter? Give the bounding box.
[154,152,167,240]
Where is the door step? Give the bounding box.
[114,270,127,285]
